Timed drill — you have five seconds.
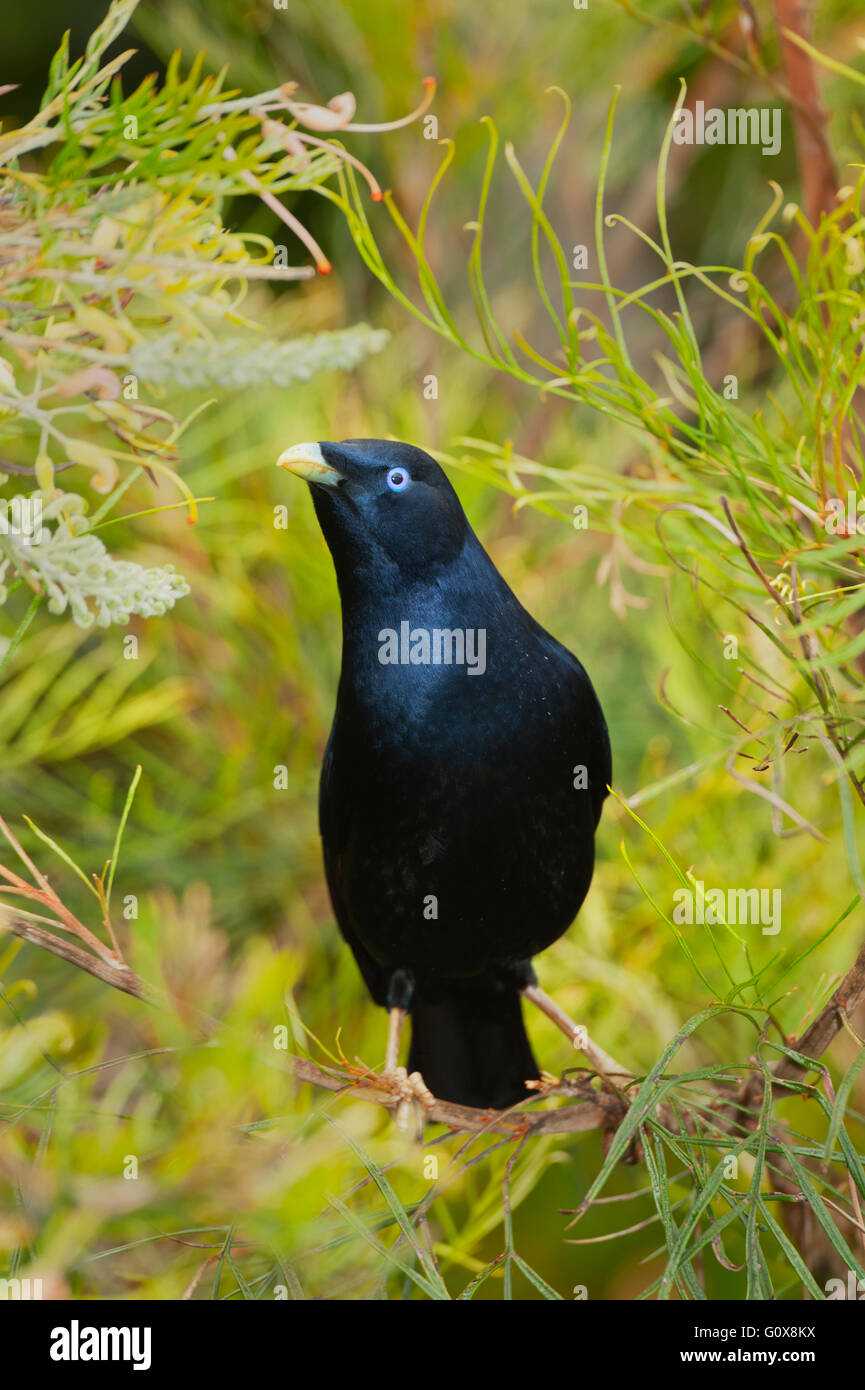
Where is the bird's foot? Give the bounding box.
[380,1064,436,1131]
[524,1069,561,1098]
[382,1063,435,1105]
[406,1070,436,1109]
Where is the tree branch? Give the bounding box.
[771,1,838,226]
[0,908,606,1136]
[772,935,865,1086]
[2,915,155,1001]
[3,898,862,1143]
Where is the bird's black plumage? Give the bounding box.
[280,438,611,1109]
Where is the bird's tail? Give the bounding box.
[408,973,539,1110]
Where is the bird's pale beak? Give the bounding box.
[276,441,343,488]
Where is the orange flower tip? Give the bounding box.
[317,259,333,275]
[423,77,436,89]
[371,190,384,202]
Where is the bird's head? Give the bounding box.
[276,438,471,593]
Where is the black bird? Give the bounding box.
[277,438,611,1110]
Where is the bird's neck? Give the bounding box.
[332,534,530,706]
[336,532,505,633]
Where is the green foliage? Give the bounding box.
[0,0,395,631]
[335,77,865,836]
[0,490,188,631]
[129,325,389,390]
[323,49,865,925]
[317,23,865,1293]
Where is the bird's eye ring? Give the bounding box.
[386,467,410,493]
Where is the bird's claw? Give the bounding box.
[381,1065,436,1129]
[406,1069,436,1109]
[525,1069,561,1096]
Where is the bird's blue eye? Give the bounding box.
[386,467,410,493]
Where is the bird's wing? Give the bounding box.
[594,702,613,824]
[319,725,389,1004]
[537,626,612,827]
[318,728,345,860]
